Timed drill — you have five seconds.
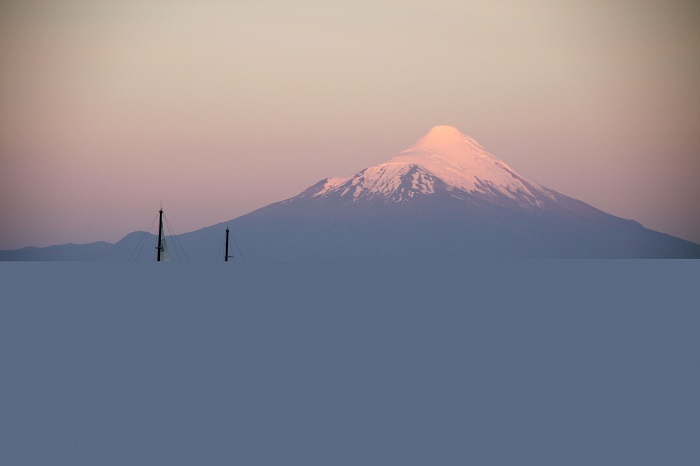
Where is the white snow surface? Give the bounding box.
[313,176,350,197]
[312,126,555,206]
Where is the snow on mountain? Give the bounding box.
[301,126,558,208]
[4,125,700,260]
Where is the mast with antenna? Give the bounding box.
[225,227,232,262]
[156,207,163,261]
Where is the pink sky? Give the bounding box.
[1,0,699,249]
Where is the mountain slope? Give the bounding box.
[174,126,699,260]
[2,126,699,260]
[210,125,698,260]
[288,125,635,223]
[301,125,555,207]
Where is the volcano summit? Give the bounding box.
[299,125,584,212]
[2,126,699,260]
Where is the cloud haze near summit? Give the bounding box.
[1,0,699,248]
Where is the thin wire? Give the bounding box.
[163,216,182,261]
[163,213,189,262]
[216,232,225,261]
[129,215,155,260]
[163,219,181,261]
[129,214,157,261]
[229,229,247,263]
[172,219,189,262]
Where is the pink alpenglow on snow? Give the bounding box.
[310,126,556,207]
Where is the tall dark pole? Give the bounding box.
[157,208,163,262]
[225,227,230,262]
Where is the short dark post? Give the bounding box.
[225,228,230,262]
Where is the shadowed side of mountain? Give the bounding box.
[2,204,699,261]
[215,197,700,261]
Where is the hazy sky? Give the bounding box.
[1,0,699,249]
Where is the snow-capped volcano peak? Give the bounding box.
[302,126,556,208]
[402,125,489,159]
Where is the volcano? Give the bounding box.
[293,125,605,214]
[2,126,699,260]
[210,125,697,260]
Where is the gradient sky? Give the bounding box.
[1,0,699,249]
